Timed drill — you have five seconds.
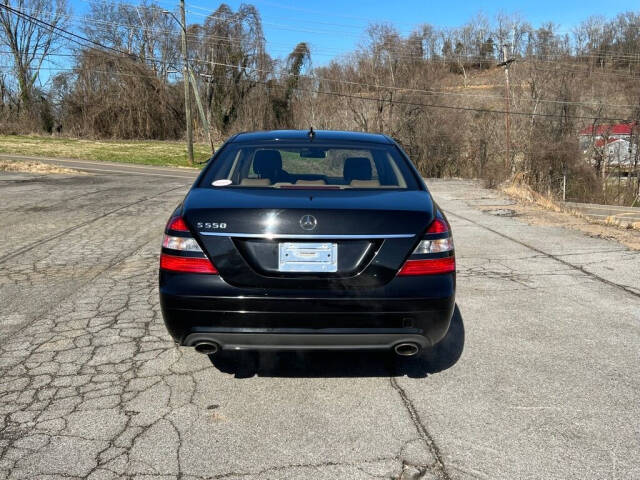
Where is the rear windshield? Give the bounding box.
[200,143,420,190]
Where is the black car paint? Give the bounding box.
[183,189,435,288]
[159,130,455,352]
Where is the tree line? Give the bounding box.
[1,0,639,205]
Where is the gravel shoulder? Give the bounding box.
[498,181,640,250]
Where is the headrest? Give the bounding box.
[253,150,282,177]
[343,157,372,182]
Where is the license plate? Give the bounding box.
[278,242,338,272]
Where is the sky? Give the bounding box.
[65,0,635,66]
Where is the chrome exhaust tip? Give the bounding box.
[194,342,219,355]
[394,343,420,357]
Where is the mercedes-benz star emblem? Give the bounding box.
[299,215,317,231]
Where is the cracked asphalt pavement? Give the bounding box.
[0,165,639,479]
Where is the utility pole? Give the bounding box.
[164,6,213,158]
[179,0,193,165]
[498,45,515,172]
[188,69,215,153]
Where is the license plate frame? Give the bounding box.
[278,242,338,273]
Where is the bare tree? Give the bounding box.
[82,0,179,81]
[194,3,267,135]
[57,49,183,139]
[0,0,69,106]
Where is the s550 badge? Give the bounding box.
[196,222,227,229]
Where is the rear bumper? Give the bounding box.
[159,272,455,351]
[183,332,432,351]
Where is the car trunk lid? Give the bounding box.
[182,188,434,288]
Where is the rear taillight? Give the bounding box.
[166,216,189,232]
[160,216,218,274]
[425,218,448,234]
[398,257,455,276]
[398,214,455,276]
[160,253,218,274]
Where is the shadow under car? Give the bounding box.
[207,305,465,379]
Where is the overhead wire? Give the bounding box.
[79,0,640,63]
[0,2,637,123]
[13,1,640,67]
[11,0,640,66]
[20,9,640,79]
[3,62,630,123]
[3,47,638,110]
[0,3,130,56]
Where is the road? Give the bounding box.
[0,153,201,180]
[0,163,639,480]
[563,201,640,224]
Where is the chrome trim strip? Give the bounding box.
[198,232,414,239]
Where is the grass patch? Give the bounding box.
[0,134,212,168]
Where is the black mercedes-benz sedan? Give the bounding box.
[159,130,455,357]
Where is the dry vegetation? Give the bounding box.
[500,178,640,250]
[0,1,639,204]
[0,158,83,175]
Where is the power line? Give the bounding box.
[200,60,634,122]
[64,57,631,123]
[0,65,178,80]
[8,47,636,110]
[25,6,327,59]
[183,56,640,110]
[0,3,131,58]
[16,2,640,68]
[80,0,368,40]
[0,60,632,123]
[185,0,409,33]
[75,18,640,71]
[13,0,640,68]
[522,59,640,80]
[80,0,640,64]
[1,3,636,123]
[182,0,640,60]
[2,50,639,113]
